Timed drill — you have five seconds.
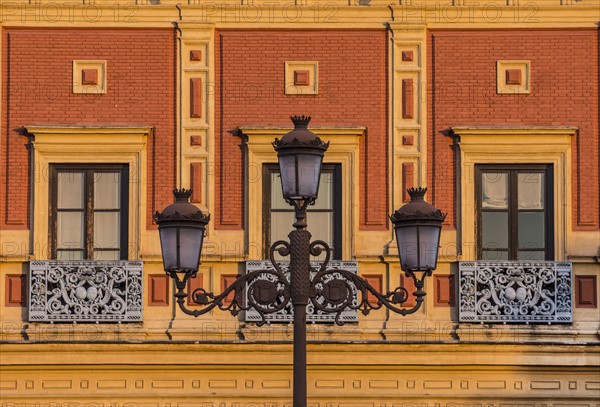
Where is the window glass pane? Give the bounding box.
[94,212,120,249]
[93,250,121,261]
[518,172,544,209]
[94,172,121,209]
[57,250,84,260]
[312,172,333,210]
[482,212,508,248]
[271,211,294,259]
[482,172,508,209]
[518,212,545,249]
[307,211,333,247]
[482,250,508,261]
[57,211,84,249]
[270,172,289,210]
[517,251,545,261]
[57,172,84,209]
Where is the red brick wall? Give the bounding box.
[215,29,388,231]
[1,28,176,231]
[428,29,599,231]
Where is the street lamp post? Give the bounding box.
[154,116,446,407]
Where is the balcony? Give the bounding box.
[245,260,359,323]
[29,261,143,323]
[459,261,572,324]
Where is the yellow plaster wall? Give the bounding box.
[1,2,599,405]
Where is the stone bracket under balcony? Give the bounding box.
[244,260,359,323]
[459,261,572,324]
[29,261,143,323]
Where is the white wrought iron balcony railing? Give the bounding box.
[29,261,143,323]
[244,260,359,323]
[459,261,572,324]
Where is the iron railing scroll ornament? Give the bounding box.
[29,261,143,323]
[459,261,572,324]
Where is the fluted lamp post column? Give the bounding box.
[154,116,446,407]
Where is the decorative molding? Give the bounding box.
[284,61,318,95]
[72,60,106,94]
[190,78,203,118]
[148,275,169,306]
[5,275,24,307]
[23,125,151,261]
[401,162,414,202]
[575,275,597,308]
[29,261,143,323]
[497,60,530,94]
[452,126,576,260]
[402,78,414,119]
[434,274,455,307]
[459,261,572,323]
[244,260,358,323]
[240,127,364,260]
[190,162,202,203]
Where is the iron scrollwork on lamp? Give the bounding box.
[154,116,446,406]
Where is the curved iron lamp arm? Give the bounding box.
[308,240,430,325]
[169,236,429,327]
[169,240,293,326]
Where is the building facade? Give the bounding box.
[1,1,599,405]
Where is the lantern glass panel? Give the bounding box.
[159,227,178,271]
[418,225,441,270]
[278,154,322,200]
[395,225,441,271]
[178,227,204,271]
[395,225,418,271]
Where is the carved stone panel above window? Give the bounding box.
[29,261,143,323]
[459,261,572,324]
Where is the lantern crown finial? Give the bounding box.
[291,115,311,128]
[390,187,446,223]
[173,188,193,202]
[407,187,427,202]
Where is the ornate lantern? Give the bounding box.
[154,189,210,274]
[272,115,329,202]
[390,187,446,272]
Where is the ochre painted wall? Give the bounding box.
[0,28,177,231]
[427,29,599,231]
[214,29,389,231]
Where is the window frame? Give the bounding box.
[262,163,342,259]
[49,164,129,261]
[475,164,554,261]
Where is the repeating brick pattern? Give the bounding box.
[428,30,599,231]
[1,28,176,230]
[215,30,388,230]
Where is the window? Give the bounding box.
[50,165,129,261]
[476,165,553,261]
[263,164,342,259]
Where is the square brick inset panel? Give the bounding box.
[285,61,318,95]
[497,60,530,94]
[73,60,106,94]
[505,69,522,85]
[81,69,98,85]
[402,51,414,62]
[190,50,202,61]
[294,70,310,86]
[402,135,414,146]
